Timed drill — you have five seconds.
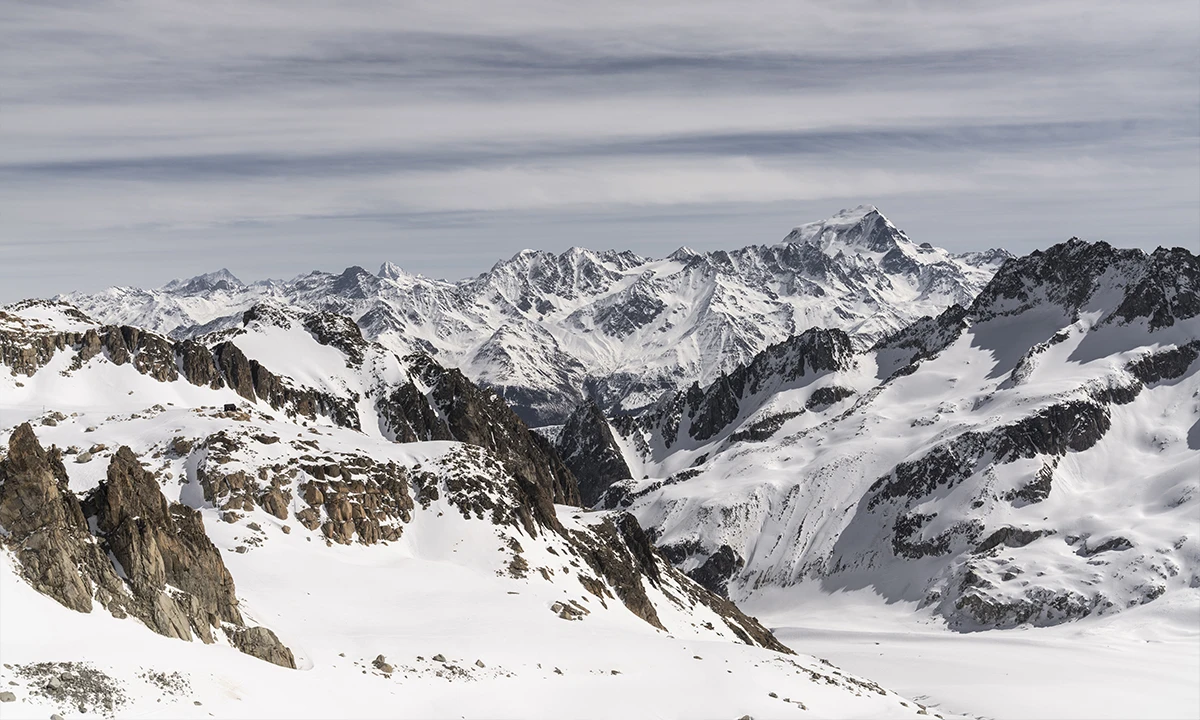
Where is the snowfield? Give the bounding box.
[752,585,1200,720]
[0,299,945,719]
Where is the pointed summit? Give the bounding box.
[378,261,408,281]
[782,205,907,254]
[669,246,699,262]
[163,268,244,295]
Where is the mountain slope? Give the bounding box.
[63,206,1006,424]
[0,298,945,719]
[580,238,1200,628]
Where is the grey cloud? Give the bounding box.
[0,0,1196,301]
[5,120,1191,182]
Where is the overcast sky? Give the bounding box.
[1,0,1197,300]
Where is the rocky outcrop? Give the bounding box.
[625,328,855,450]
[686,545,744,598]
[177,339,224,388]
[85,447,243,641]
[569,513,790,652]
[569,514,665,630]
[868,399,1113,513]
[556,401,633,507]
[1127,340,1200,385]
[302,311,368,367]
[0,424,127,614]
[0,425,295,668]
[213,341,257,401]
[378,381,454,443]
[210,340,361,429]
[405,354,581,530]
[226,626,296,669]
[196,431,413,547]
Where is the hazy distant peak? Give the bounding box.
[162,268,244,294]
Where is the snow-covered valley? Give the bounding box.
[753,586,1200,720]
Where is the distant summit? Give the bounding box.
[162,268,244,295]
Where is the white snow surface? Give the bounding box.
[749,584,1200,720]
[607,250,1200,630]
[0,306,943,720]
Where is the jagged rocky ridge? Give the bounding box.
[564,238,1200,628]
[0,424,295,667]
[62,206,1007,424]
[0,296,791,658]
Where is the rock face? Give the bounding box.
[609,328,855,458]
[0,425,295,668]
[227,627,296,669]
[0,424,126,614]
[85,446,244,642]
[556,401,633,507]
[401,354,581,526]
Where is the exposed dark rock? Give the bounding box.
[406,354,580,530]
[213,342,257,401]
[1004,460,1058,505]
[0,427,296,665]
[629,328,854,448]
[378,380,454,443]
[1109,246,1200,330]
[805,386,856,410]
[102,325,131,365]
[1127,341,1200,384]
[86,446,244,640]
[75,328,103,365]
[729,411,804,443]
[556,401,633,507]
[303,312,368,367]
[869,399,1111,510]
[974,527,1051,554]
[177,340,224,389]
[1079,536,1134,556]
[685,545,744,598]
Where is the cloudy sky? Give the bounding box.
[1,0,1197,300]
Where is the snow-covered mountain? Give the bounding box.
[567,238,1200,629]
[63,206,1007,424]
[0,299,946,718]
[7,210,1197,717]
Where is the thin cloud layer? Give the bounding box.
[1,0,1197,299]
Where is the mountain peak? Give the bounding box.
[378,261,408,280]
[162,268,244,294]
[782,205,907,254]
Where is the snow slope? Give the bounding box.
[62,206,1006,424]
[0,298,944,720]
[750,584,1200,720]
[599,239,1200,630]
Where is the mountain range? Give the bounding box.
[63,206,1008,425]
[1,206,1196,718]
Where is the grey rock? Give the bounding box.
[226,626,296,669]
